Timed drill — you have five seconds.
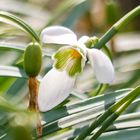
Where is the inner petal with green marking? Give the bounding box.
[53,46,84,77]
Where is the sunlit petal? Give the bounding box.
[41,26,77,45]
[78,36,89,44]
[38,68,75,112]
[87,48,115,83]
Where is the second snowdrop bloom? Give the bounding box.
[38,26,115,112]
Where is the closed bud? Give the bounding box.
[24,42,42,77]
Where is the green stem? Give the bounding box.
[94,84,104,96]
[90,88,140,140]
[75,86,140,140]
[98,84,109,96]
[93,6,140,49]
[91,84,108,96]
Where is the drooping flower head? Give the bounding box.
[38,26,115,112]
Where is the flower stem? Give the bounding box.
[90,84,108,96]
[28,77,42,137]
[93,6,140,49]
[75,85,140,140]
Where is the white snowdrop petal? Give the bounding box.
[77,36,89,57]
[87,48,115,83]
[77,43,87,59]
[41,26,77,45]
[78,36,89,44]
[38,68,75,112]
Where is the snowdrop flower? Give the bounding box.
[38,26,115,112]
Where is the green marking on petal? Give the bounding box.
[67,58,82,77]
[53,47,72,70]
[53,47,84,77]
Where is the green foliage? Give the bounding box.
[0,1,139,140]
[9,126,32,140]
[0,11,40,42]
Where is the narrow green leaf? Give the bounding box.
[42,89,132,124]
[39,89,132,137]
[62,0,89,27]
[75,86,140,140]
[98,128,140,140]
[0,65,27,78]
[0,42,51,57]
[44,0,87,27]
[0,95,23,112]
[0,11,40,42]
